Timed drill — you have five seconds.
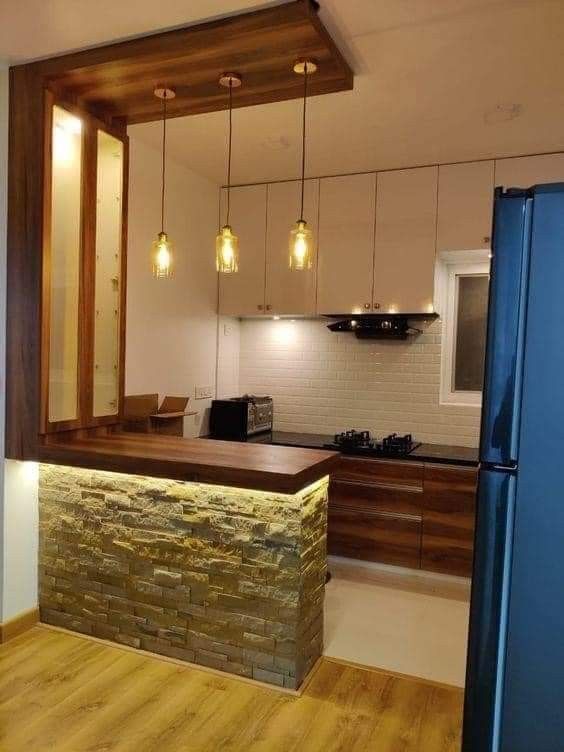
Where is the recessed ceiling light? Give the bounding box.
[261,135,291,151]
[484,104,523,125]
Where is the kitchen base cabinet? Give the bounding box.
[421,464,478,577]
[328,506,421,569]
[328,457,423,568]
[328,456,477,577]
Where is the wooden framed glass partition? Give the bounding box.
[40,93,128,434]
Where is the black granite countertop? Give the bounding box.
[243,431,479,466]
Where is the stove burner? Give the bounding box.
[325,431,420,457]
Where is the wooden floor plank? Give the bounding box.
[0,628,462,751]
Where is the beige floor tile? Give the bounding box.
[324,557,470,687]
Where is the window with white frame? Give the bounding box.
[438,251,490,407]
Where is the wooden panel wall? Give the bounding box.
[6,67,45,458]
[4,1,352,459]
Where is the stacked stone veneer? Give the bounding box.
[38,464,328,689]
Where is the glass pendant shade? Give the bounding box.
[151,87,175,279]
[289,219,313,271]
[289,59,316,271]
[152,231,174,278]
[216,225,239,274]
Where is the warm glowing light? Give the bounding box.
[53,111,82,166]
[388,305,398,314]
[21,461,39,483]
[151,231,174,278]
[271,320,297,345]
[216,225,239,273]
[425,302,435,313]
[289,219,313,271]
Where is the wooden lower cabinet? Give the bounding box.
[421,464,478,577]
[328,458,424,569]
[328,456,478,577]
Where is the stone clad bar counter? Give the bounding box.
[38,453,332,689]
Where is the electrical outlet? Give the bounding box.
[223,322,233,336]
[195,385,213,400]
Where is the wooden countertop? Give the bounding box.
[38,432,339,494]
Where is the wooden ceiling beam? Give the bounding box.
[30,0,353,126]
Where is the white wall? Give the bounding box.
[125,135,220,436]
[2,461,39,620]
[0,66,40,623]
[239,317,481,447]
[216,316,240,398]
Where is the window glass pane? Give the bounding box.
[454,274,489,392]
[48,106,82,422]
[93,130,123,417]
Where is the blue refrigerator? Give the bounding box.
[463,183,564,752]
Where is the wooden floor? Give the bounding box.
[0,627,462,751]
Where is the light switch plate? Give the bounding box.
[195,386,213,400]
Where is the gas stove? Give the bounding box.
[324,430,421,458]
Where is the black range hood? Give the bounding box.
[325,313,437,339]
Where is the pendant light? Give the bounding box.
[151,87,175,278]
[289,59,317,271]
[216,73,242,274]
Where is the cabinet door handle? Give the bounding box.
[257,304,264,311]
[373,303,381,310]
[266,304,272,311]
[364,303,371,310]
[483,236,491,245]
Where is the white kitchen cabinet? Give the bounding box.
[265,179,319,315]
[437,161,495,252]
[494,153,564,190]
[218,184,267,316]
[373,166,438,314]
[316,173,377,315]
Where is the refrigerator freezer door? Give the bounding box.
[499,185,564,752]
[479,190,532,466]
[462,467,516,752]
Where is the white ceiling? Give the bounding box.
[3,1,564,185]
[0,1,276,63]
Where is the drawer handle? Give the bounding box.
[332,478,423,494]
[329,505,421,523]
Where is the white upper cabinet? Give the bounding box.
[265,179,319,316]
[316,173,377,315]
[373,166,438,314]
[494,153,564,190]
[437,161,495,252]
[218,184,267,316]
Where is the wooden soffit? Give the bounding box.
[39,1,353,126]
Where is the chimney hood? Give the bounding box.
[325,313,437,340]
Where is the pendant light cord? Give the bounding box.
[226,80,233,226]
[161,93,167,234]
[299,63,309,221]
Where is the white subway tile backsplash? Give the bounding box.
[239,317,481,448]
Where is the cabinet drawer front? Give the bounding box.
[328,507,421,568]
[423,464,477,512]
[332,456,424,489]
[420,513,475,577]
[329,478,422,516]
